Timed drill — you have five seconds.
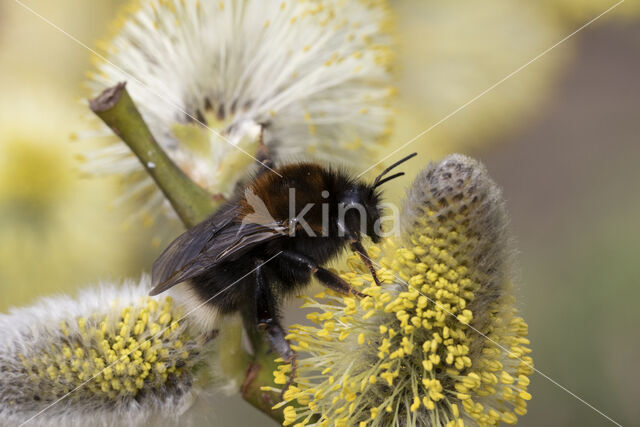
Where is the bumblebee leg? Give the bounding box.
[255,261,295,362]
[255,261,297,395]
[280,251,365,297]
[350,240,382,286]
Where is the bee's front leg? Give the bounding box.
[350,239,382,286]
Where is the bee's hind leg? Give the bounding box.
[254,260,297,395]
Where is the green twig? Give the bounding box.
[241,315,285,423]
[89,82,217,228]
[89,83,284,423]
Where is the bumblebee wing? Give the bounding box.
[150,204,237,296]
[150,214,288,295]
[209,220,288,263]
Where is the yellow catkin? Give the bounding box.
[12,295,202,405]
[272,156,533,426]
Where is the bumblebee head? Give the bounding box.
[358,184,384,243]
[357,152,418,243]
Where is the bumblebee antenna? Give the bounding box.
[373,172,405,189]
[371,152,417,188]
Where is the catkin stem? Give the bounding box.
[241,317,286,422]
[89,82,218,228]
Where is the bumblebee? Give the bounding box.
[150,153,416,369]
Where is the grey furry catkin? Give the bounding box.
[0,276,215,427]
[401,153,512,335]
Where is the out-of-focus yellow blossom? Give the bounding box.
[270,155,533,426]
[544,0,640,25]
[346,1,640,208]
[0,0,154,311]
[0,81,146,311]
[387,0,640,187]
[0,0,124,90]
[388,0,567,175]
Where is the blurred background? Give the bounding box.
[1,0,638,426]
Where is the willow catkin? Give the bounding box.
[271,155,532,426]
[0,276,214,427]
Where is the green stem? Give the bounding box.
[241,314,285,423]
[89,82,217,228]
[89,83,284,423]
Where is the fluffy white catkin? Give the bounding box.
[85,0,394,216]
